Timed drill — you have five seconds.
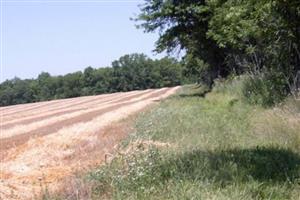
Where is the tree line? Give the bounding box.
[0,54,184,106]
[136,0,300,106]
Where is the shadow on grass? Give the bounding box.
[160,147,300,185]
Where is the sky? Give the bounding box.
[1,0,166,81]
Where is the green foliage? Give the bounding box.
[136,0,300,99]
[89,148,164,198]
[135,0,227,86]
[89,146,300,199]
[0,54,184,106]
[213,74,288,107]
[242,73,288,107]
[182,54,210,84]
[0,78,37,105]
[208,0,300,89]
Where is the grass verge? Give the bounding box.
[52,84,300,200]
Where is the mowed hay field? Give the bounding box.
[0,87,180,200]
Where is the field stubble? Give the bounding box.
[0,87,180,200]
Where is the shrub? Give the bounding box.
[213,75,245,98]
[242,72,288,107]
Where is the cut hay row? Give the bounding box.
[0,98,63,112]
[0,87,180,200]
[2,90,152,121]
[2,90,151,127]
[0,88,170,151]
[1,97,94,121]
[0,90,138,126]
[1,90,148,124]
[1,90,136,117]
[1,88,164,139]
[0,94,93,115]
[1,92,113,118]
[0,95,89,117]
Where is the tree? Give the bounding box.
[208,0,300,98]
[136,0,300,102]
[135,0,227,86]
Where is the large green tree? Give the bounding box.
[136,0,300,100]
[135,0,227,86]
[208,0,300,96]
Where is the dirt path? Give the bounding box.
[0,87,180,200]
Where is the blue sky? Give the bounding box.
[1,0,165,81]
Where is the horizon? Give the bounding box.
[1,0,167,82]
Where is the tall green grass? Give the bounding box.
[56,82,300,200]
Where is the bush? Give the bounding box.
[213,76,245,98]
[212,73,289,107]
[242,72,288,107]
